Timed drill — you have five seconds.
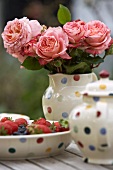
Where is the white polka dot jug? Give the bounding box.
[42,72,97,121]
[69,70,113,165]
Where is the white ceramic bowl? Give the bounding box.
[0,113,30,121]
[0,131,71,160]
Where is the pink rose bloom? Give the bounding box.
[35,26,71,65]
[1,17,42,62]
[63,19,86,44]
[83,20,111,55]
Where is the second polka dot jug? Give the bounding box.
[42,72,97,121]
[69,70,113,165]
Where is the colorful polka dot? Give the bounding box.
[62,112,68,118]
[47,92,52,99]
[8,148,16,154]
[74,126,78,133]
[61,77,67,84]
[77,141,84,148]
[76,112,80,117]
[37,138,44,143]
[19,138,27,143]
[96,111,101,117]
[46,147,52,152]
[58,142,64,148]
[99,84,106,90]
[84,127,91,134]
[93,96,100,102]
[47,107,52,113]
[100,128,107,135]
[73,75,80,81]
[86,105,92,109]
[75,91,81,97]
[89,145,96,151]
[109,93,113,96]
[57,95,63,102]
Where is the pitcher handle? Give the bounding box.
[92,72,98,82]
[96,101,110,151]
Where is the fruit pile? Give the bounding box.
[0,117,69,135]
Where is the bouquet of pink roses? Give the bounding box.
[1,4,113,74]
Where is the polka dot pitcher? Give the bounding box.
[69,70,113,165]
[42,72,97,121]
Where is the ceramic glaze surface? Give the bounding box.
[69,70,113,165]
[42,73,97,121]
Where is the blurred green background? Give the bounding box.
[0,0,72,120]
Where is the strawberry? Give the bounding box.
[33,118,51,127]
[0,122,12,135]
[51,120,69,132]
[15,118,28,126]
[27,124,52,134]
[4,120,18,133]
[59,119,69,132]
[1,117,12,122]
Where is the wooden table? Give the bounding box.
[0,142,112,170]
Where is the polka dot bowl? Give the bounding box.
[0,129,71,160]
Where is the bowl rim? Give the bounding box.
[0,130,70,139]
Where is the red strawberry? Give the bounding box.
[33,118,51,127]
[1,117,12,122]
[4,120,18,133]
[27,124,52,134]
[0,122,12,135]
[15,118,28,126]
[53,122,61,132]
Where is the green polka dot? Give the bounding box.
[57,95,63,102]
[58,142,64,148]
[8,148,16,153]
[74,126,78,133]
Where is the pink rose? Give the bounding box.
[1,17,42,62]
[63,19,86,44]
[83,20,111,54]
[35,27,71,65]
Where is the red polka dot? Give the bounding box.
[96,111,101,117]
[76,112,80,117]
[77,141,84,148]
[47,107,52,113]
[73,75,80,81]
[37,138,43,143]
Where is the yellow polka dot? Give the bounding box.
[46,147,52,152]
[75,91,81,97]
[99,84,106,90]
[86,105,92,109]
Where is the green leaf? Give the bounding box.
[64,62,91,74]
[22,57,43,70]
[53,60,62,67]
[57,4,71,24]
[105,44,113,55]
[81,56,104,65]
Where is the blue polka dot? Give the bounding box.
[61,77,67,84]
[20,138,27,143]
[62,112,68,118]
[47,92,52,99]
[93,96,100,102]
[89,145,95,151]
[100,128,107,135]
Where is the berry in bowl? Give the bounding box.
[0,117,71,160]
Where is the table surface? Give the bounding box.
[0,142,113,170]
